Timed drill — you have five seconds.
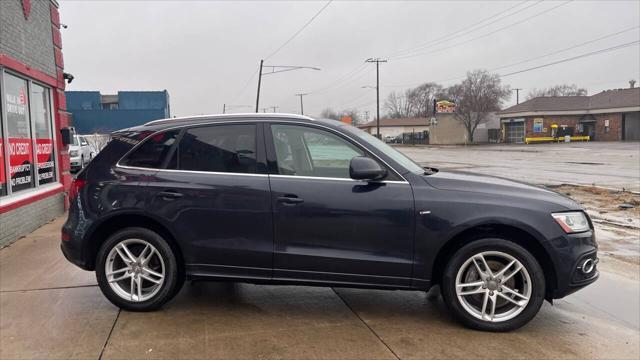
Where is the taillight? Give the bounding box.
[69,178,86,201]
[61,228,71,242]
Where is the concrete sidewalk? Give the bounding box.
[1,217,639,359]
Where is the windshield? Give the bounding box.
[344,125,425,174]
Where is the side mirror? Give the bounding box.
[349,156,387,181]
[60,127,75,146]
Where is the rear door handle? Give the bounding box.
[276,195,304,205]
[158,190,183,199]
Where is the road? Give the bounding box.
[397,141,640,192]
[1,217,638,359]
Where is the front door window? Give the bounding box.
[270,124,363,178]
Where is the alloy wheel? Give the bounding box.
[105,239,166,302]
[455,251,532,322]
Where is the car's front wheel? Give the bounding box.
[441,238,545,332]
[96,227,181,311]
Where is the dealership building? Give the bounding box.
[498,86,640,143]
[0,0,70,245]
[66,90,171,134]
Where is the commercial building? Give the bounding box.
[66,90,170,134]
[357,118,429,143]
[0,0,70,245]
[498,86,640,143]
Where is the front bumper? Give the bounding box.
[550,230,599,299]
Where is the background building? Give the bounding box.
[1,0,70,245]
[66,90,170,133]
[498,86,640,143]
[357,118,429,143]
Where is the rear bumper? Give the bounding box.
[60,201,94,271]
[60,240,91,270]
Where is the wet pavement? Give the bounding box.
[398,141,640,192]
[1,217,639,359]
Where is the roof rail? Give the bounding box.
[144,113,314,126]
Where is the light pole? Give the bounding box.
[295,93,309,115]
[365,58,387,138]
[255,60,320,112]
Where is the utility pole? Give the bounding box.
[255,61,320,113]
[295,93,308,115]
[222,104,226,114]
[271,106,279,113]
[255,59,264,112]
[364,110,370,122]
[366,58,387,138]
[513,88,523,104]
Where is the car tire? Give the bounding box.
[441,238,545,332]
[96,227,180,311]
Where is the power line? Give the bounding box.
[385,25,640,88]
[393,0,573,61]
[229,67,260,104]
[387,0,537,59]
[264,0,334,61]
[308,1,536,97]
[500,40,640,77]
[490,25,640,72]
[308,63,368,95]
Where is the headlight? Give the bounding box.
[69,150,79,157]
[551,211,590,233]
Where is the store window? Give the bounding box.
[4,73,34,193]
[1,69,58,197]
[0,99,6,197]
[32,84,55,185]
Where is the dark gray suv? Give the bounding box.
[61,114,598,331]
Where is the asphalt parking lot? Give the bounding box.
[1,141,639,359]
[398,141,640,192]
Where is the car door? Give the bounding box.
[144,122,273,280]
[266,123,415,287]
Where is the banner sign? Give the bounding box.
[435,100,456,113]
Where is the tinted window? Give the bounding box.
[271,124,363,178]
[174,125,257,174]
[120,130,179,168]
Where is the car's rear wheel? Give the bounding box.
[96,227,181,311]
[441,238,545,332]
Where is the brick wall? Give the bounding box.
[0,192,64,246]
[594,113,623,141]
[0,0,56,77]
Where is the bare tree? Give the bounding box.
[320,108,340,120]
[447,69,510,143]
[526,84,587,99]
[319,107,362,124]
[384,90,414,118]
[407,82,444,117]
[340,109,362,124]
[83,133,111,153]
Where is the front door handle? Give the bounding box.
[276,195,304,205]
[158,190,183,200]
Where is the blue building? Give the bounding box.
[65,90,171,134]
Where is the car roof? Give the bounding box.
[118,113,344,133]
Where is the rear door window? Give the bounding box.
[171,124,257,174]
[120,130,179,168]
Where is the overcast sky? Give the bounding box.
[61,0,640,119]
